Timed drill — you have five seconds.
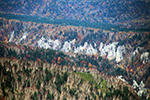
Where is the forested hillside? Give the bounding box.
[0,40,150,99]
[0,0,150,29]
[0,42,141,100]
[0,0,150,99]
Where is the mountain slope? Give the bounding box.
[0,14,150,99]
[0,0,150,29]
[0,41,149,99]
[0,57,140,100]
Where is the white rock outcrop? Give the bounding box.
[85,44,97,55]
[74,42,88,53]
[132,47,141,56]
[99,42,126,62]
[132,80,139,89]
[37,38,126,63]
[100,42,118,60]
[9,31,14,42]
[132,80,149,99]
[137,81,148,98]
[74,42,97,55]
[61,39,75,52]
[141,52,149,64]
[20,31,28,41]
[116,45,126,63]
[37,37,61,50]
[116,75,128,84]
[52,39,61,50]
[37,37,50,49]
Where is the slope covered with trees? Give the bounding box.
[0,1,150,98]
[0,44,141,100]
[0,41,150,99]
[0,16,150,91]
[0,0,150,29]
